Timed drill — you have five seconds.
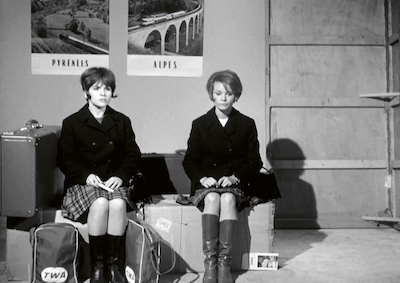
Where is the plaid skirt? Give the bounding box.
[61,184,135,222]
[191,187,248,212]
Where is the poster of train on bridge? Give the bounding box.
[127,0,204,77]
[31,0,109,75]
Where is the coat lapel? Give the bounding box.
[204,108,227,140]
[78,104,118,133]
[225,108,240,136]
[102,107,118,132]
[205,107,240,140]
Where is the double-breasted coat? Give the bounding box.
[183,107,263,196]
[58,104,141,191]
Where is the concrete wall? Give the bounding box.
[0,0,267,161]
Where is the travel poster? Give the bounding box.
[31,0,109,75]
[127,0,204,77]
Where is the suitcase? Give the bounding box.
[0,120,62,217]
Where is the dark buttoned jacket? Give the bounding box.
[58,104,141,190]
[183,107,263,195]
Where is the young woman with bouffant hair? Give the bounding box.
[183,70,263,283]
[58,67,141,283]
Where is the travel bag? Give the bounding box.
[124,218,175,283]
[30,222,82,283]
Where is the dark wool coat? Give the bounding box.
[183,107,263,196]
[58,104,141,190]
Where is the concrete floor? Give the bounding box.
[159,228,400,283]
[1,216,400,283]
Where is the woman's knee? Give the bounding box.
[220,193,236,207]
[109,199,126,214]
[203,192,220,215]
[90,197,109,213]
[204,192,220,206]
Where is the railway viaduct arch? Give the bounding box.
[128,6,203,55]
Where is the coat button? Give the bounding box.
[213,163,217,167]
[109,141,113,145]
[92,142,97,146]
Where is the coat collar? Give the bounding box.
[205,107,241,139]
[78,104,119,132]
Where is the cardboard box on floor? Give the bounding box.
[141,195,275,273]
[135,195,183,274]
[5,229,32,281]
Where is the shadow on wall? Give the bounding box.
[267,138,319,229]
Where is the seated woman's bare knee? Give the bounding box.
[204,192,220,206]
[90,197,109,212]
[109,198,126,214]
[220,192,236,207]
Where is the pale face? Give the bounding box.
[212,81,236,115]
[86,81,112,110]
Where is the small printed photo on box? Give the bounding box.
[249,253,279,270]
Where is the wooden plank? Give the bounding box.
[392,43,400,91]
[362,216,400,222]
[270,0,385,42]
[271,46,387,99]
[360,92,400,102]
[391,0,400,219]
[394,169,400,218]
[270,97,385,108]
[270,35,384,46]
[272,160,387,169]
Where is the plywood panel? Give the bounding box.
[270,0,385,44]
[390,102,400,217]
[394,169,400,218]
[391,104,400,160]
[274,169,388,228]
[267,0,389,229]
[392,43,400,91]
[390,0,400,219]
[390,0,399,36]
[271,46,387,100]
[270,108,387,161]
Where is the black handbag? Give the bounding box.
[247,168,281,204]
[129,171,153,214]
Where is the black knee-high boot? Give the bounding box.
[106,234,125,283]
[202,214,219,283]
[218,220,237,283]
[89,235,106,283]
